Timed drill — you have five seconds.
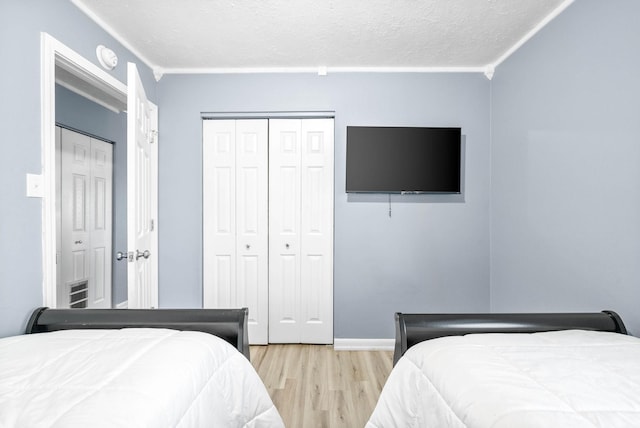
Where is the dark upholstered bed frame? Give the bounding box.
[26,307,250,360]
[393,310,627,366]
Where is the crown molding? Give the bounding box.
[71,0,159,72]
[490,0,575,70]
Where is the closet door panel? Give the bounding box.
[300,119,334,343]
[60,129,91,308]
[236,120,269,344]
[269,119,302,343]
[203,120,237,308]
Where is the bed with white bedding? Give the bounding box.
[368,311,638,428]
[0,308,284,427]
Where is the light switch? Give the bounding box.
[26,173,44,198]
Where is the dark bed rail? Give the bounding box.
[393,310,627,366]
[26,307,250,360]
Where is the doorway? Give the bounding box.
[41,33,158,309]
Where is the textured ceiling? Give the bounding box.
[71,0,572,76]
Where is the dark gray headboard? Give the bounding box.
[26,307,250,360]
[393,310,627,366]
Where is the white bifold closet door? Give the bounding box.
[268,119,334,344]
[203,119,269,344]
[203,117,334,345]
[57,127,113,309]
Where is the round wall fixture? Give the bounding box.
[96,45,118,70]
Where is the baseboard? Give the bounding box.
[116,300,128,309]
[333,338,394,351]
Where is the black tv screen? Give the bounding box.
[346,126,462,193]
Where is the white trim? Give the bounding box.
[41,32,127,308]
[201,111,335,120]
[490,0,575,70]
[333,338,395,351]
[116,300,128,309]
[41,33,57,309]
[55,79,121,114]
[158,66,487,75]
[70,0,158,73]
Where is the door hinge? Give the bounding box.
[150,219,155,232]
[149,129,158,144]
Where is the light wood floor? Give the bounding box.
[250,345,393,428]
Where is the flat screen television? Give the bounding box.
[346,126,461,193]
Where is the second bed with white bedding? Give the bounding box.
[368,329,640,427]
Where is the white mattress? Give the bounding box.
[0,329,284,427]
[367,330,640,428]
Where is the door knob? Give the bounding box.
[285,243,290,249]
[136,249,151,260]
[246,244,251,250]
[117,251,135,262]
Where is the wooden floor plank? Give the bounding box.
[251,344,393,428]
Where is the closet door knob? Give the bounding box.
[285,243,290,249]
[246,244,251,250]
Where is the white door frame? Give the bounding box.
[41,33,127,308]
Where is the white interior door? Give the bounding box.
[58,127,113,308]
[269,118,334,344]
[127,62,158,309]
[203,119,269,344]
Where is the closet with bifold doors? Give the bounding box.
[56,126,113,309]
[203,117,334,345]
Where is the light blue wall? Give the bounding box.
[55,85,127,306]
[157,73,491,338]
[0,0,155,337]
[490,0,640,334]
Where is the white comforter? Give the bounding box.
[367,330,640,427]
[0,329,284,427]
